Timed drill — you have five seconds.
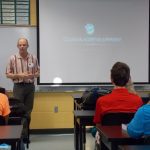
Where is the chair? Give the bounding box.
[144,136,150,144]
[101,112,135,125]
[96,112,135,150]
[8,97,30,149]
[0,115,5,125]
[0,87,6,94]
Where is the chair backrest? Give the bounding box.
[8,97,26,117]
[101,112,135,125]
[8,116,22,125]
[144,136,150,144]
[0,115,5,125]
[0,87,6,94]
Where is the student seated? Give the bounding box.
[127,99,150,138]
[0,92,11,124]
[0,91,25,150]
[93,62,143,146]
[93,62,143,124]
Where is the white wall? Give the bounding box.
[0,26,37,90]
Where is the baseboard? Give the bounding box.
[30,127,92,134]
[30,128,74,134]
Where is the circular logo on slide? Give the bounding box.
[85,24,95,35]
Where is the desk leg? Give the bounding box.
[100,140,109,150]
[110,143,118,150]
[11,142,16,150]
[79,125,83,150]
[75,120,85,150]
[78,124,89,150]
[79,125,87,150]
[83,126,86,150]
[17,139,24,150]
[74,118,79,150]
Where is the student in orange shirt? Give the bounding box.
[0,92,11,124]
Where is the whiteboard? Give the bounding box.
[0,26,37,90]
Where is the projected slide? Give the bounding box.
[38,0,149,85]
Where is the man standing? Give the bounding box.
[6,37,40,141]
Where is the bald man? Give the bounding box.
[6,38,40,141]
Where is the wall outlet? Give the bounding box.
[54,106,58,113]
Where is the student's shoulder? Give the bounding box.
[98,93,112,103]
[0,93,8,100]
[134,105,145,117]
[129,92,142,101]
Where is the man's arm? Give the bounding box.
[6,72,29,80]
[34,69,40,78]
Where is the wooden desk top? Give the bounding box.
[97,124,128,139]
[74,110,95,118]
[96,124,145,143]
[72,93,82,100]
[0,125,23,140]
[72,91,150,98]
[72,92,149,104]
[74,110,95,126]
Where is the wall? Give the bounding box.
[0,26,37,90]
[30,0,37,25]
[30,92,74,129]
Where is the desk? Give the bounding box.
[0,125,23,150]
[96,124,149,150]
[72,92,150,105]
[72,93,82,101]
[74,110,95,150]
[72,93,82,110]
[119,145,150,150]
[139,92,150,105]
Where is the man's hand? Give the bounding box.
[21,72,34,79]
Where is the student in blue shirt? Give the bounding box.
[127,99,150,138]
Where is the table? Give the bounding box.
[96,124,149,150]
[141,94,150,104]
[74,110,95,150]
[0,125,23,150]
[72,93,82,101]
[72,92,150,150]
[72,93,82,110]
[119,145,150,150]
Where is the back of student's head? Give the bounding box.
[111,62,130,86]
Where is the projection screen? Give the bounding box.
[37,0,150,85]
